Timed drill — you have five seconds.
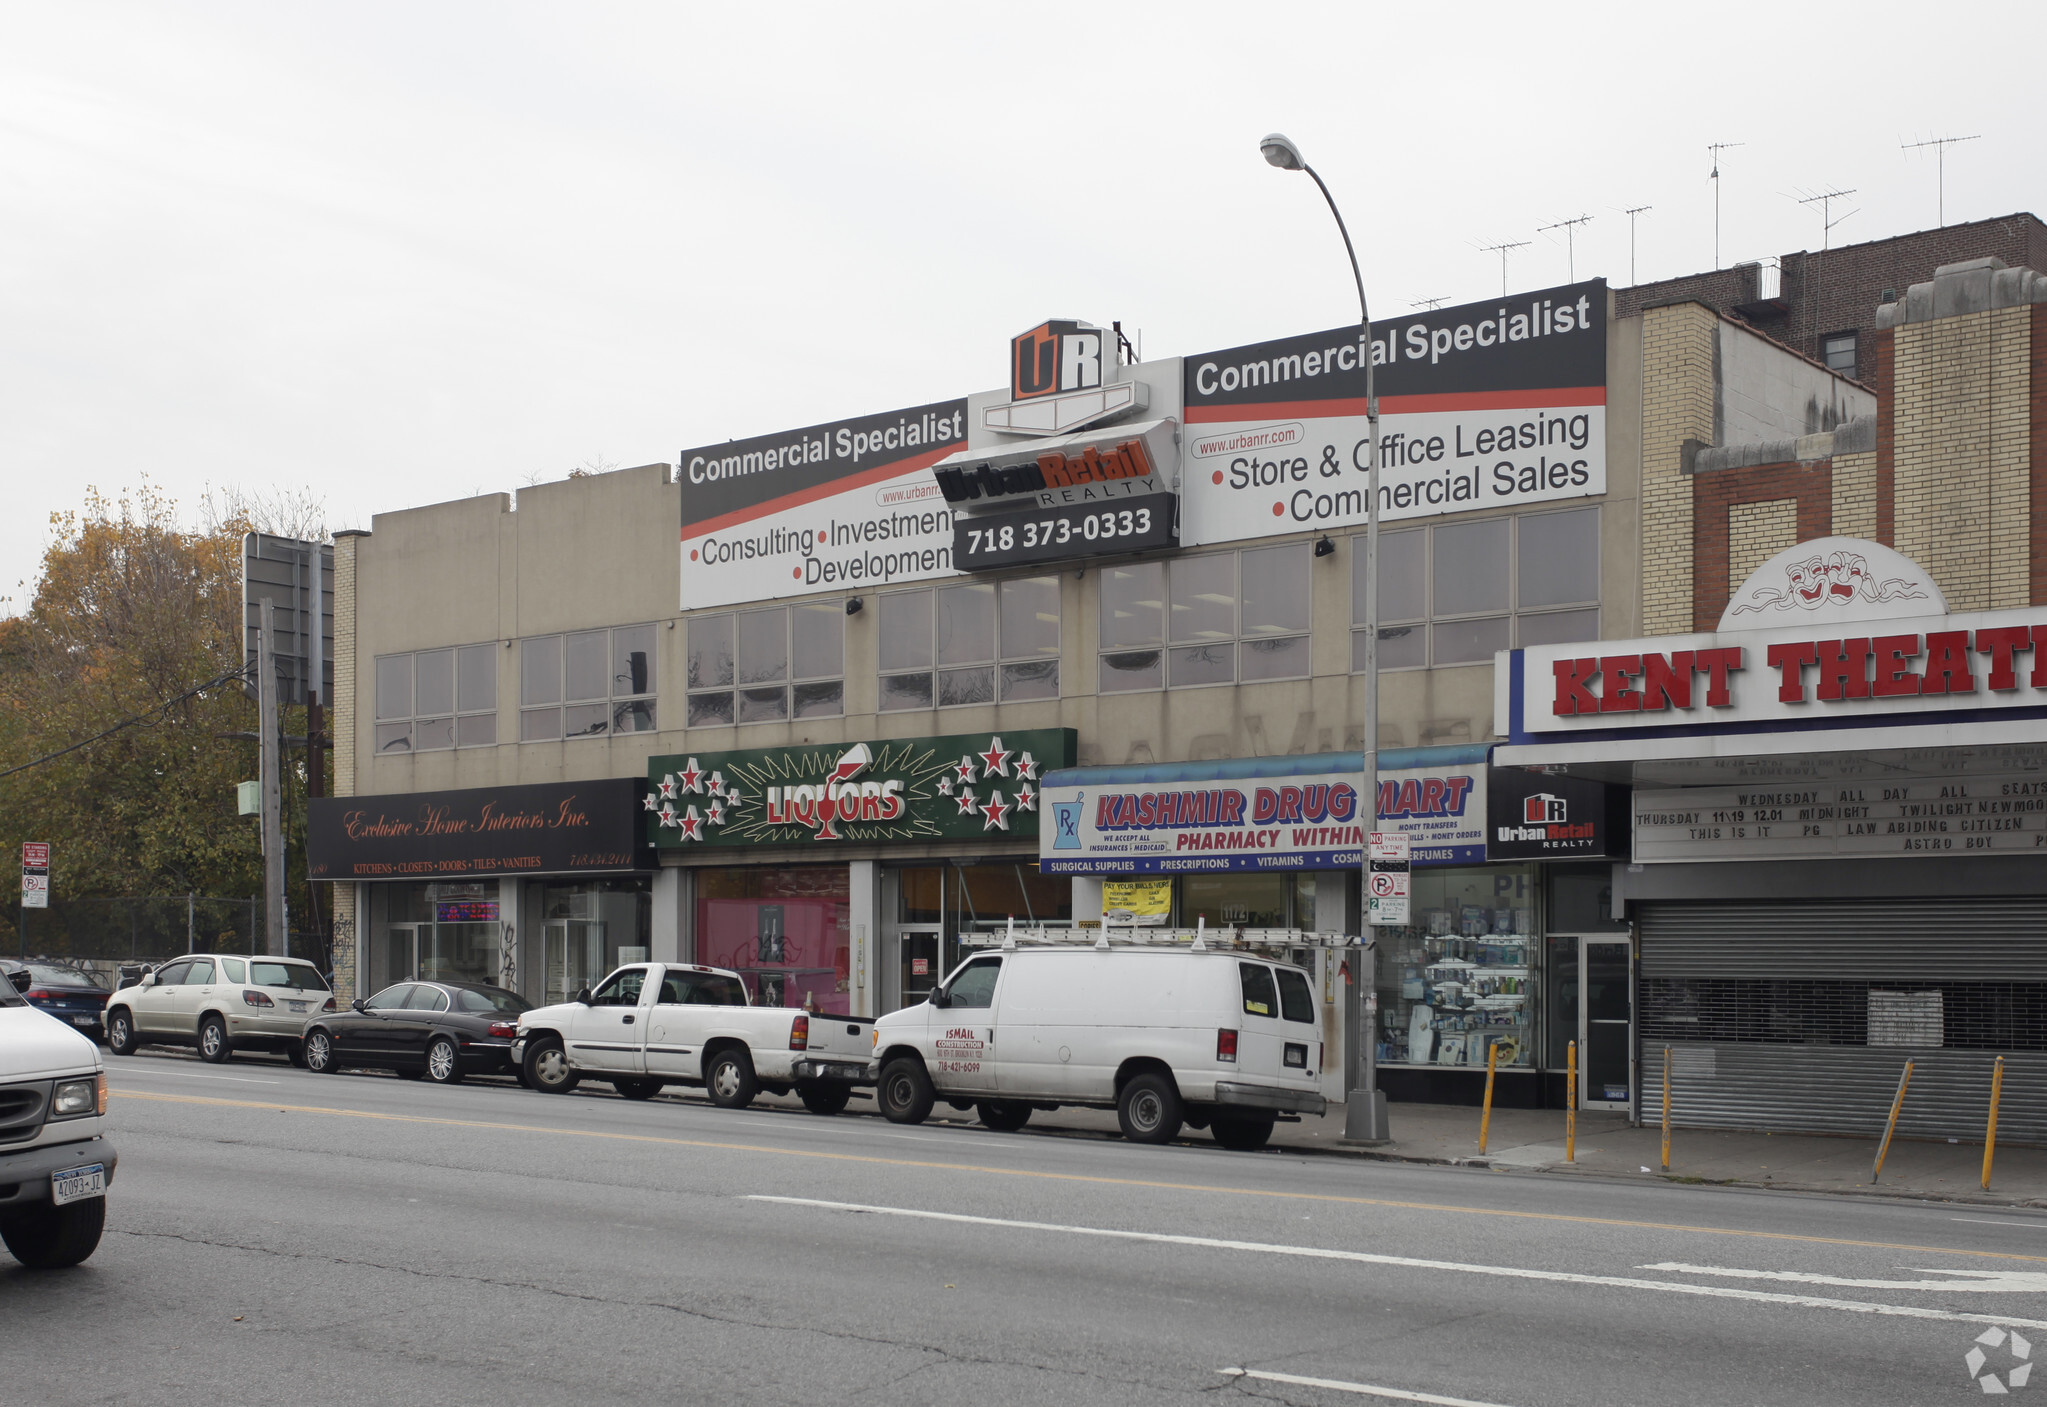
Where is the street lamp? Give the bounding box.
[1260,132,1389,1144]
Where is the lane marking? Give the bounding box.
[108,1088,2047,1264]
[1641,1263,2047,1293]
[1219,1367,1516,1406]
[750,1196,2047,1331]
[1956,1218,2047,1230]
[113,1070,282,1085]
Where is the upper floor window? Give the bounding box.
[688,603,842,725]
[520,625,655,741]
[1100,545,1309,692]
[879,577,1059,711]
[375,644,496,753]
[1353,506,1599,670]
[1822,332,1857,376]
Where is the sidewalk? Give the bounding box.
[973,1098,2047,1207]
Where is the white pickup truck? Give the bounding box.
[512,962,876,1113]
[0,967,115,1268]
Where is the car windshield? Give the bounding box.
[19,962,102,989]
[250,961,328,991]
[456,988,532,1014]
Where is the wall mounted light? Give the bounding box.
[1314,536,1335,558]
[845,597,863,616]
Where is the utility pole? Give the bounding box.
[1538,214,1594,283]
[306,545,325,967]
[259,601,285,956]
[1478,239,1530,298]
[1618,204,1652,284]
[1902,134,1979,226]
[1708,141,1743,267]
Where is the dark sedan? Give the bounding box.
[0,960,111,1042]
[302,980,532,1084]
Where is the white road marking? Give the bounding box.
[1640,1263,2047,1293]
[112,1070,281,1085]
[1956,1218,2047,1231]
[746,1196,2047,1331]
[1218,1367,1517,1406]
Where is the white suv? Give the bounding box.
[0,969,114,1268]
[105,954,334,1064]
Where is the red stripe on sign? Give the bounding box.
[1182,385,1608,423]
[681,444,957,540]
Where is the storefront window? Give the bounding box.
[696,866,850,1014]
[1181,873,1290,929]
[532,876,653,1004]
[1374,865,1538,1069]
[368,881,504,992]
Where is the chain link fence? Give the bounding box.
[11,895,329,975]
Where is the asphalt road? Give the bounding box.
[9,1053,2047,1405]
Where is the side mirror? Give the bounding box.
[351,998,367,1012]
[575,987,593,1005]
[930,990,949,1009]
[140,971,158,988]
[6,970,29,994]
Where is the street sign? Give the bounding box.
[1368,830,1410,926]
[22,841,50,910]
[243,533,334,705]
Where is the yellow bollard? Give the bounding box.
[1478,1040,1500,1154]
[1982,1056,2005,1192]
[1566,1040,1578,1163]
[1872,1060,1916,1184]
[1660,1046,1672,1172]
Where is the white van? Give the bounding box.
[869,944,1326,1150]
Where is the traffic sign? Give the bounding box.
[22,841,49,910]
[1368,830,1410,926]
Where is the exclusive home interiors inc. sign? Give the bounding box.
[307,779,650,879]
[646,730,1076,850]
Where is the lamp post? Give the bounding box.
[1260,132,1389,1143]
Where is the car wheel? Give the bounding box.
[797,1081,852,1116]
[424,1037,463,1085]
[977,1100,1032,1132]
[705,1049,758,1110]
[197,1015,231,1064]
[1117,1072,1183,1144]
[0,1197,106,1270]
[524,1038,579,1094]
[1210,1114,1276,1152]
[304,1029,339,1074]
[878,1058,934,1125]
[106,1009,137,1057]
[612,1077,661,1101]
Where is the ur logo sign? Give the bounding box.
[1524,793,1568,824]
[1012,321,1103,401]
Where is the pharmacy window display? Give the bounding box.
[1374,865,1537,1069]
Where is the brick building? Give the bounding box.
[1617,212,2047,388]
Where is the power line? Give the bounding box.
[1476,239,1530,298]
[1537,214,1593,283]
[1902,134,1980,226]
[0,664,254,783]
[1708,141,1743,267]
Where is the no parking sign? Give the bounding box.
[1368,832,1409,926]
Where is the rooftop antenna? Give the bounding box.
[1409,296,1449,310]
[1616,204,1653,284]
[1901,134,1980,226]
[1795,187,1859,252]
[1537,214,1594,283]
[1477,238,1531,297]
[1708,141,1744,267]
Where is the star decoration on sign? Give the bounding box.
[1013,784,1037,812]
[953,755,978,785]
[643,792,660,811]
[937,777,953,796]
[956,789,980,815]
[675,759,704,794]
[980,791,1012,831]
[978,737,1012,777]
[677,806,703,841]
[657,774,678,800]
[705,770,725,795]
[1014,751,1038,782]
[707,800,726,826]
[657,803,680,828]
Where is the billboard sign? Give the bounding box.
[243,533,334,706]
[1178,281,1606,546]
[679,399,969,611]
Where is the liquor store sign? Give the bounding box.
[647,730,1076,849]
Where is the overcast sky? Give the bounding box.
[3,2,2039,608]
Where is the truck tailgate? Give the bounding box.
[802,1014,875,1058]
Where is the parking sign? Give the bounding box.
[1368,831,1409,926]
[22,842,50,909]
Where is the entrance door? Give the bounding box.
[543,920,608,1005]
[897,925,945,1007]
[373,925,420,994]
[1580,936,1633,1110]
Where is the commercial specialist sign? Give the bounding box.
[308,780,650,879]
[647,730,1075,850]
[1038,749,1485,874]
[1179,280,1606,546]
[679,399,969,611]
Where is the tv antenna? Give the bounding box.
[1708,141,1743,266]
[1409,296,1449,310]
[1616,204,1652,284]
[1477,239,1530,297]
[1795,187,1859,251]
[1537,214,1594,283]
[1901,134,1980,226]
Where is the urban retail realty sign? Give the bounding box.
[647,729,1076,850]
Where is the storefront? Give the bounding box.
[1498,537,2047,1141]
[308,778,653,1001]
[648,729,1075,1015]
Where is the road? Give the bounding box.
[7,1053,2044,1405]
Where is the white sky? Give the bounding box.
[2,2,2039,608]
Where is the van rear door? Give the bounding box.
[1233,962,1291,1082]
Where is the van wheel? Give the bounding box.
[798,1081,851,1116]
[1117,1073,1183,1144]
[524,1038,580,1094]
[878,1059,934,1125]
[706,1049,758,1110]
[197,1016,231,1063]
[1211,1115,1276,1151]
[977,1101,1031,1132]
[106,1009,137,1057]
[613,1078,661,1101]
[0,1197,106,1269]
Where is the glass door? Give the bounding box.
[423,922,499,986]
[1579,935,1633,1110]
[373,925,419,994]
[543,919,609,1005]
[897,925,944,1006]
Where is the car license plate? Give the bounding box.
[287,1000,309,1013]
[52,1163,106,1206]
[72,1015,98,1028]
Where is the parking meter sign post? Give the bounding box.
[1343,830,1405,1146]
